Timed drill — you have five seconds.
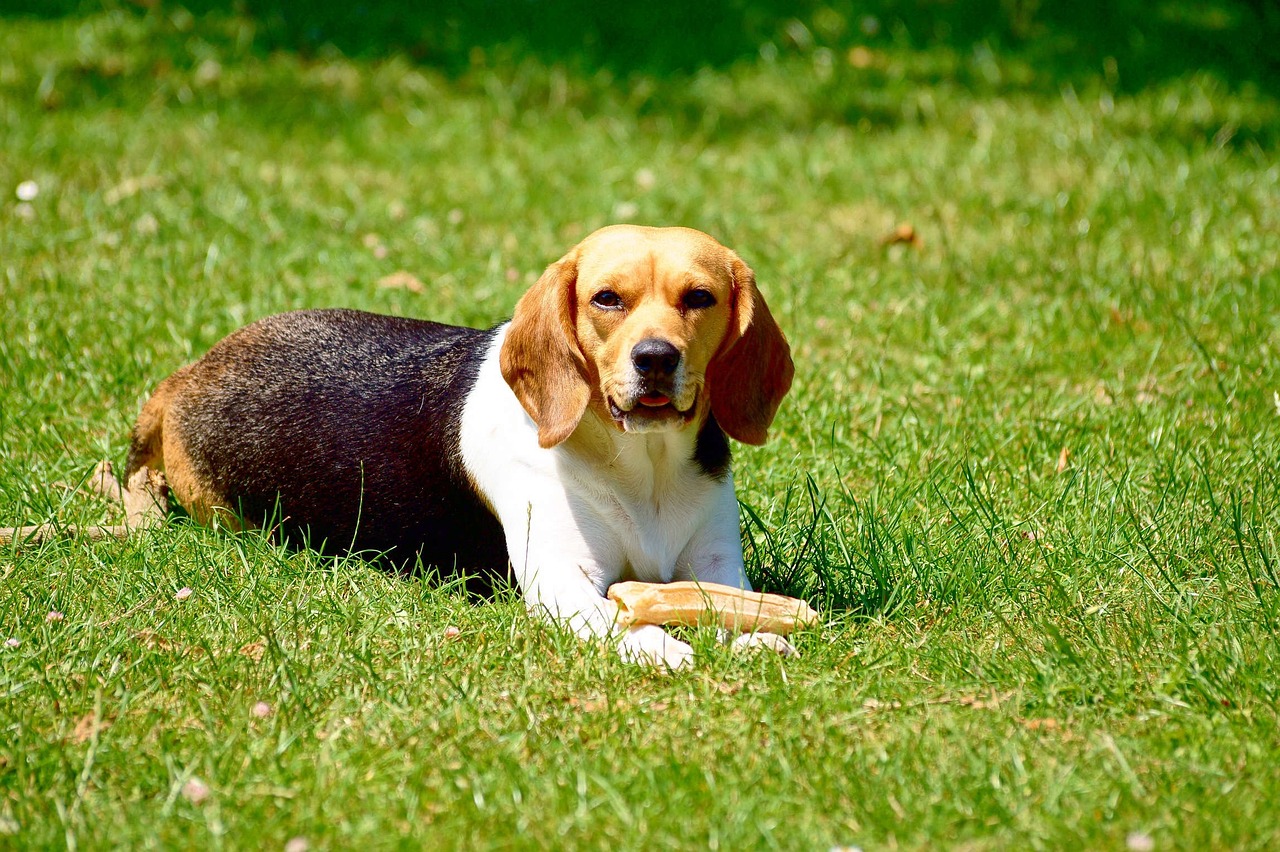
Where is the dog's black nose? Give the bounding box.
[631,338,681,378]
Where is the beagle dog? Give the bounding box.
[124,225,794,668]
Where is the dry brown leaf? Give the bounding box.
[71,712,110,743]
[105,175,165,205]
[1056,446,1071,473]
[1021,718,1059,731]
[862,697,903,710]
[879,223,921,247]
[377,271,425,293]
[239,640,266,662]
[959,690,1015,710]
[133,630,206,657]
[847,46,875,68]
[567,696,609,713]
[133,629,175,651]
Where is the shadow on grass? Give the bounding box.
[9,0,1278,92]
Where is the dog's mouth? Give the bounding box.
[609,394,695,427]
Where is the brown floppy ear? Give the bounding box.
[708,255,794,445]
[500,251,591,448]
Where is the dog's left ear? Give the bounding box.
[708,255,794,445]
[500,250,591,448]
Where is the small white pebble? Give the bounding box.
[251,701,272,718]
[15,180,38,201]
[175,587,193,601]
[135,212,159,236]
[443,625,461,640]
[1126,832,1155,852]
[194,59,222,86]
[284,837,309,852]
[46,611,64,622]
[182,777,210,804]
[4,638,18,648]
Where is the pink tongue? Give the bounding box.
[639,395,670,407]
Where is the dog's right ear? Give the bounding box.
[708,254,794,445]
[500,251,591,448]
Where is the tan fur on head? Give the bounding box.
[499,225,792,447]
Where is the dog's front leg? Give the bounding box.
[615,624,695,670]
[519,553,695,671]
[496,496,694,670]
[677,477,799,658]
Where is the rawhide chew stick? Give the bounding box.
[607,581,819,635]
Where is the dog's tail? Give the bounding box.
[124,368,189,480]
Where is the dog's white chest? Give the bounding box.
[579,454,717,582]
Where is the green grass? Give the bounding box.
[2,2,1279,848]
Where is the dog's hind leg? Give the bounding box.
[125,368,240,529]
[123,368,188,480]
[118,371,186,529]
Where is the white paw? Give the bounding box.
[731,632,798,658]
[618,624,695,671]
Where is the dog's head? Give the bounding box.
[500,225,793,448]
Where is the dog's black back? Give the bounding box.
[162,309,509,583]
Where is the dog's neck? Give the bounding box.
[562,410,711,505]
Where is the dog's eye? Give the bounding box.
[683,289,717,310]
[591,290,624,310]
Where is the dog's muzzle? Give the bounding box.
[608,338,697,430]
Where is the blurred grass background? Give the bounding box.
[12,0,1277,87]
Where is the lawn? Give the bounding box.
[2,1,1278,848]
